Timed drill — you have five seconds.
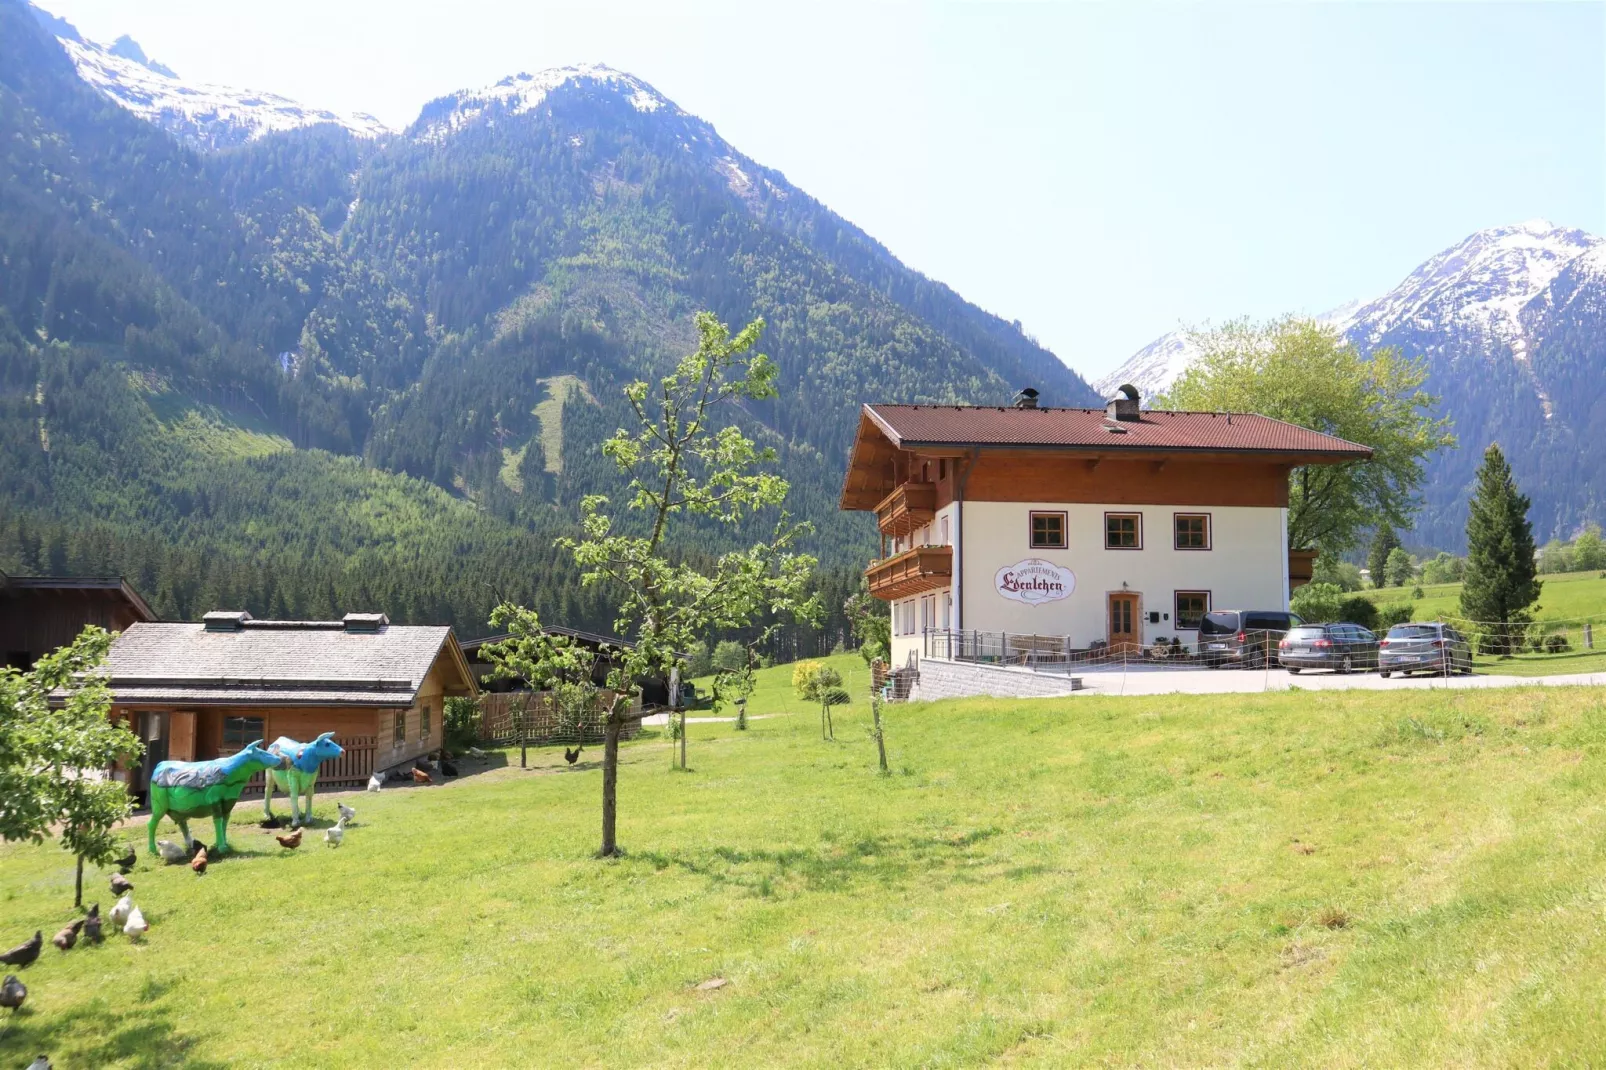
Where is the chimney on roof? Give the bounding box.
[1013,387,1039,409]
[203,610,252,632]
[1106,383,1141,422]
[343,612,389,633]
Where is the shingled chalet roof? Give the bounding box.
[862,404,1374,456]
[100,613,476,707]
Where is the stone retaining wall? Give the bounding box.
[910,657,1084,701]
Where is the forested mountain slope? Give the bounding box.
[2,1,1093,637]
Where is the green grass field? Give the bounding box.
[5,661,1606,1066]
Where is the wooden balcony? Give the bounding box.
[865,545,952,601]
[874,482,936,537]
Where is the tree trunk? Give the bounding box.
[599,705,623,857]
[74,852,84,909]
[678,708,687,770]
[872,696,888,774]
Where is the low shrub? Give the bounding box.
[443,696,482,751]
[1338,596,1379,632]
[1543,633,1571,654]
[1376,603,1415,629]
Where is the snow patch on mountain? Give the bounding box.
[414,64,671,142]
[1344,219,1600,357]
[1091,329,1198,401]
[50,23,390,149]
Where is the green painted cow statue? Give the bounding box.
[146,740,280,856]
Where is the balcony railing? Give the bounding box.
[865,545,952,601]
[874,482,936,537]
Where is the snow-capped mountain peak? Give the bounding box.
[34,5,390,150]
[1342,219,1601,355]
[1095,220,1604,401]
[413,63,676,141]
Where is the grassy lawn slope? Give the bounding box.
[4,668,1606,1066]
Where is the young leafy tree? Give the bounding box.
[843,584,890,665]
[481,604,598,767]
[1368,526,1401,587]
[1384,546,1416,588]
[1460,444,1541,653]
[1161,318,1454,553]
[0,627,142,907]
[562,312,819,856]
[1573,526,1606,572]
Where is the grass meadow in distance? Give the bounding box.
[3,657,1606,1065]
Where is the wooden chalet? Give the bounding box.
[102,610,477,797]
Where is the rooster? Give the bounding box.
[411,766,432,785]
[51,920,83,952]
[190,846,208,875]
[564,745,582,765]
[275,829,303,850]
[0,932,41,968]
[83,904,102,944]
[109,873,134,896]
[113,846,137,873]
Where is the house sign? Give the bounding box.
[995,559,1075,605]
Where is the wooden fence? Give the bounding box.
[476,691,641,745]
[238,735,378,796]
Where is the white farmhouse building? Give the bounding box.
[840,388,1372,669]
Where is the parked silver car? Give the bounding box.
[1378,622,1474,677]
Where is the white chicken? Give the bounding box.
[366,772,383,792]
[467,746,486,759]
[25,1056,51,1070]
[123,905,148,942]
[156,839,188,865]
[337,802,356,823]
[109,893,133,927]
[325,817,345,848]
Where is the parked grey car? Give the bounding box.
[1378,622,1474,676]
[1278,623,1379,674]
[1198,610,1304,668]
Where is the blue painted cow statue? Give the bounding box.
[263,733,346,827]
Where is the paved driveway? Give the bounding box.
[1063,663,1606,697]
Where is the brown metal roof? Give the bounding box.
[863,405,1373,457]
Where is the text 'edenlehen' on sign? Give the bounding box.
[995,559,1075,604]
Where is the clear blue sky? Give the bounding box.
[39,1,1606,381]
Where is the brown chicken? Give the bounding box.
[51,919,83,952]
[190,846,208,875]
[109,873,134,896]
[411,766,432,785]
[0,932,41,968]
[274,829,303,849]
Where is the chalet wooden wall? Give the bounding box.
[0,589,148,666]
[934,454,1290,509]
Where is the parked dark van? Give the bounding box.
[1198,610,1304,667]
[1277,623,1379,674]
[1379,622,1473,676]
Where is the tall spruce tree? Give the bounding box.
[1459,444,1540,653]
[1368,526,1401,588]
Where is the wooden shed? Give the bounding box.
[1,571,155,671]
[102,611,477,798]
